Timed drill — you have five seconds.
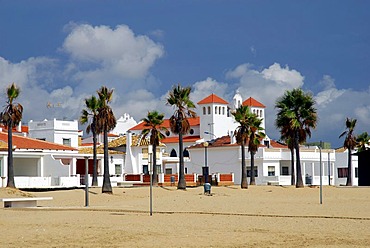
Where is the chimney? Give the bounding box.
[17,121,22,132]
[229,130,236,144]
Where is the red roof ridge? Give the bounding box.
[0,132,76,151]
[242,97,265,108]
[197,94,228,105]
[130,116,200,131]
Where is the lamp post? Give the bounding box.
[319,141,322,205]
[148,145,153,216]
[84,156,89,207]
[203,141,209,184]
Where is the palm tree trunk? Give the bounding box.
[294,131,304,188]
[241,140,248,189]
[346,149,352,186]
[102,130,112,193]
[152,143,158,185]
[177,129,186,189]
[92,131,98,186]
[250,151,256,185]
[290,147,295,185]
[7,121,15,188]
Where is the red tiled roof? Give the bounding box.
[242,97,265,108]
[197,94,229,105]
[0,125,29,133]
[161,135,201,144]
[130,117,200,131]
[108,133,119,137]
[189,136,287,149]
[0,132,76,151]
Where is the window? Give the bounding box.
[166,130,170,136]
[183,149,190,158]
[185,167,188,174]
[189,129,194,135]
[170,149,177,157]
[215,106,217,114]
[268,166,275,176]
[143,165,149,175]
[165,168,173,174]
[282,167,289,175]
[203,107,206,115]
[264,140,270,148]
[247,167,258,177]
[115,164,122,175]
[355,167,358,178]
[63,138,71,146]
[37,138,46,141]
[338,168,348,178]
[208,106,211,114]
[222,107,225,115]
[142,148,148,159]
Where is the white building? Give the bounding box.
[28,119,79,148]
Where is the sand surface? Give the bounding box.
[0,185,369,247]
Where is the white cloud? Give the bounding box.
[62,24,164,80]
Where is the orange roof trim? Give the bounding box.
[130,117,200,131]
[197,94,229,105]
[242,97,265,108]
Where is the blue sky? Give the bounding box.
[0,1,369,147]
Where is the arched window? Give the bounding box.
[222,107,225,115]
[165,130,170,136]
[260,110,263,117]
[215,106,217,114]
[183,149,190,158]
[208,106,211,114]
[219,107,221,115]
[170,149,177,157]
[203,107,206,115]
[189,129,194,135]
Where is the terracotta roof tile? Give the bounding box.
[197,94,229,105]
[161,135,201,144]
[0,132,76,151]
[242,97,265,108]
[189,136,287,149]
[130,117,200,131]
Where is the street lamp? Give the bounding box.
[203,141,209,184]
[204,131,216,140]
[319,141,323,205]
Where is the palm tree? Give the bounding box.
[141,111,167,185]
[80,95,100,186]
[276,116,297,185]
[356,131,370,152]
[248,115,266,185]
[232,105,253,189]
[0,83,23,188]
[275,88,317,188]
[96,86,117,193]
[166,84,196,190]
[339,118,357,186]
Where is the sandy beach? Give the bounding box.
[1,185,369,247]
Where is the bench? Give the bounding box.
[0,197,53,208]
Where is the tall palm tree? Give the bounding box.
[275,88,317,188]
[276,116,298,185]
[166,84,196,190]
[80,95,100,186]
[96,86,117,193]
[0,83,23,188]
[356,131,369,152]
[339,118,357,186]
[248,115,266,185]
[141,111,167,185]
[232,105,253,189]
